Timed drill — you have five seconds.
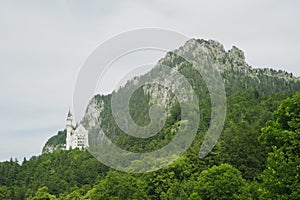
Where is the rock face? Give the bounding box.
[82,38,299,129]
[43,38,300,151]
[172,39,297,81]
[42,130,66,153]
[81,96,104,131]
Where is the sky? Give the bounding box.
[0,0,299,162]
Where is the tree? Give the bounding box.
[0,186,12,200]
[259,93,300,199]
[63,190,81,200]
[194,164,249,200]
[84,170,149,200]
[27,186,57,200]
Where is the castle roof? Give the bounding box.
[67,109,72,117]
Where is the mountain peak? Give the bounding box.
[164,38,248,74]
[175,39,246,65]
[157,38,299,84]
[229,45,245,60]
[180,38,226,56]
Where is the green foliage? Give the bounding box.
[83,170,149,200]
[26,186,57,200]
[4,43,300,199]
[42,130,66,153]
[2,93,300,199]
[1,95,300,199]
[194,164,249,200]
[0,149,108,200]
[0,186,12,200]
[0,158,20,186]
[259,93,300,199]
[201,90,293,180]
[129,86,151,126]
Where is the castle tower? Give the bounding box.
[66,109,73,150]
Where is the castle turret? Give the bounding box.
[66,109,73,150]
[65,109,88,150]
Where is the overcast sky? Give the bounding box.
[0,0,299,161]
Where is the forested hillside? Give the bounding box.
[1,92,300,199]
[1,39,300,199]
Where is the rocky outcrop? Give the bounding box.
[81,38,299,131]
[43,38,300,151]
[81,96,104,130]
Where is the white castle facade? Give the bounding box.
[66,110,89,150]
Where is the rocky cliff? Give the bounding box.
[43,38,300,152]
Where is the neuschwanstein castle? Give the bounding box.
[65,110,89,150]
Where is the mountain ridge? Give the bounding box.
[6,38,299,199]
[43,38,300,152]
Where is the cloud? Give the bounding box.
[0,0,299,161]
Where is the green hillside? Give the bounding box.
[42,130,66,153]
[2,39,299,199]
[1,92,299,199]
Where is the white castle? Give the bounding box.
[66,110,89,150]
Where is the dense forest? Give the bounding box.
[1,39,300,199]
[1,92,300,199]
